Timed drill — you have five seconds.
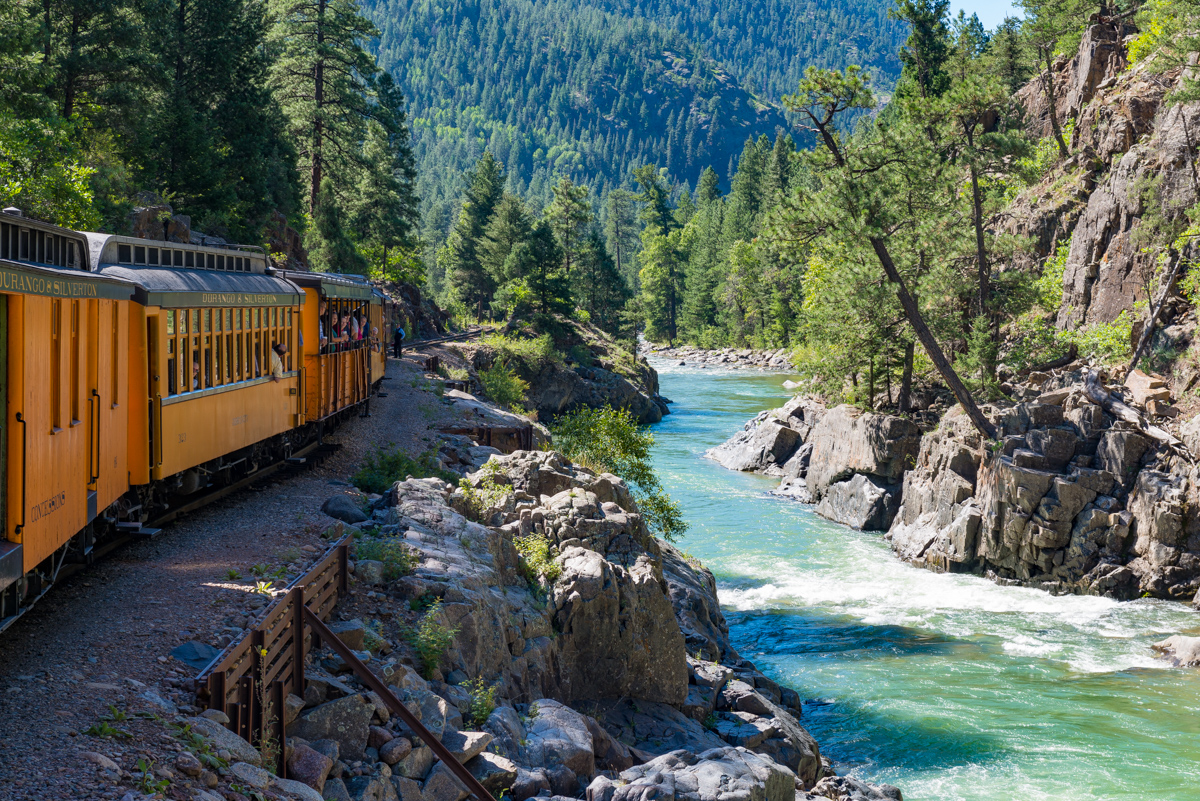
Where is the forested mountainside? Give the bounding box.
[364,0,904,236]
[0,0,420,281]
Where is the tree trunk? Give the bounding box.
[884,349,892,407]
[310,0,328,215]
[1124,249,1187,382]
[867,357,875,411]
[898,340,914,414]
[870,237,996,438]
[1042,47,1070,159]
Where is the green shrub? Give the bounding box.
[1066,311,1133,364]
[354,537,417,580]
[479,333,562,369]
[551,406,687,542]
[408,599,459,679]
[463,677,498,728]
[1035,239,1071,312]
[479,359,530,410]
[513,533,562,583]
[458,460,511,521]
[352,447,459,494]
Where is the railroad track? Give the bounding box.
[409,325,496,348]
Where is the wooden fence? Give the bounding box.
[196,537,349,774]
[193,534,496,801]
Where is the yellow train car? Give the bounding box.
[283,272,384,422]
[0,209,136,627]
[91,236,306,503]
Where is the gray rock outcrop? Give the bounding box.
[888,369,1200,600]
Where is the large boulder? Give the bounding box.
[288,694,374,762]
[586,747,796,801]
[523,699,596,778]
[815,474,901,531]
[797,405,921,528]
[552,547,689,705]
[708,417,801,472]
[323,494,369,524]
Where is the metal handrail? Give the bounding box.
[302,609,496,801]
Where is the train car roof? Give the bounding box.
[0,257,135,300]
[97,266,304,308]
[82,231,269,274]
[280,270,377,301]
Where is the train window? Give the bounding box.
[174,250,183,267]
[225,332,233,382]
[134,246,146,264]
[67,241,77,268]
[203,308,211,332]
[118,244,131,263]
[36,231,43,263]
[235,335,242,381]
[217,255,225,270]
[166,310,175,335]
[235,308,242,330]
[20,229,29,260]
[167,338,176,396]
[206,253,215,270]
[185,251,194,268]
[51,300,62,431]
[149,248,159,265]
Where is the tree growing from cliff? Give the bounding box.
[1018,0,1094,158]
[781,66,997,438]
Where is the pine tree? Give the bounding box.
[268,0,381,215]
[446,151,505,309]
[576,229,630,333]
[603,188,640,289]
[350,120,416,277]
[545,176,592,277]
[480,193,533,284]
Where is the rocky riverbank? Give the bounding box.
[641,344,795,372]
[240,449,904,801]
[709,363,1200,605]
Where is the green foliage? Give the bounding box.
[355,537,417,580]
[459,461,512,521]
[84,721,132,739]
[479,360,530,411]
[0,116,99,229]
[352,447,460,494]
[1066,312,1133,365]
[551,406,687,542]
[956,316,1001,398]
[463,678,498,728]
[407,599,460,679]
[479,334,563,369]
[1034,239,1071,311]
[365,0,905,243]
[513,533,562,584]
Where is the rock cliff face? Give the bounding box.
[292,449,902,801]
[890,367,1200,601]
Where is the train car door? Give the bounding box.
[85,299,99,521]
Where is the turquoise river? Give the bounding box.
[647,359,1200,800]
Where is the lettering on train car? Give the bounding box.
[231,415,247,426]
[30,492,67,522]
[0,268,98,298]
[199,292,290,305]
